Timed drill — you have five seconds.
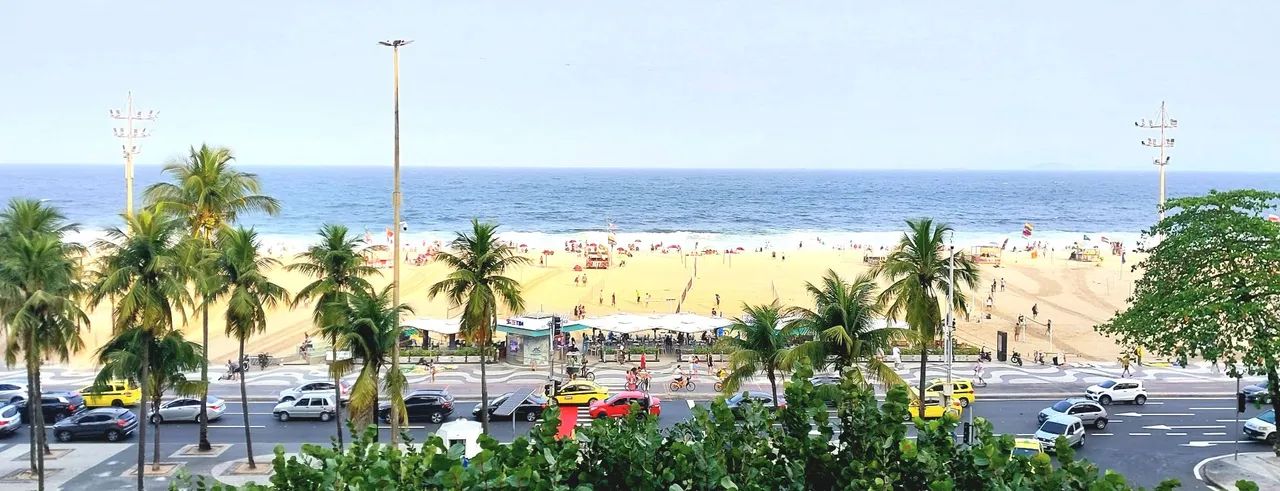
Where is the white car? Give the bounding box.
[0,403,22,436]
[1244,409,1276,444]
[150,396,226,424]
[0,383,27,405]
[1084,379,1147,405]
[278,381,350,404]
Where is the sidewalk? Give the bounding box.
[1199,452,1280,490]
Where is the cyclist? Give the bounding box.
[671,364,689,389]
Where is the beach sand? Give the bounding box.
[66,246,1137,369]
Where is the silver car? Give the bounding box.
[1038,398,1109,430]
[273,395,336,422]
[0,383,27,405]
[1035,414,1086,451]
[278,381,350,404]
[151,396,226,424]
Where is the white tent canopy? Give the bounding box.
[403,318,461,336]
[578,313,731,335]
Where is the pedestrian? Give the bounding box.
[891,345,902,369]
[1000,278,1006,292]
[611,292,616,306]
[985,296,993,310]
[991,280,997,294]
[574,276,580,286]
[973,360,986,385]
[715,293,721,306]
[1120,354,1132,378]
[1031,303,1039,319]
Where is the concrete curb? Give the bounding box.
[1195,452,1280,491]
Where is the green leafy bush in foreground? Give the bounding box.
[175,371,1197,490]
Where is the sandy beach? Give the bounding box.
[64,243,1137,369]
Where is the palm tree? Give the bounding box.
[720,301,800,408]
[210,227,288,468]
[875,219,979,405]
[337,285,413,431]
[286,224,380,448]
[0,199,89,491]
[89,210,191,490]
[428,220,528,434]
[144,143,280,449]
[94,327,203,472]
[786,269,906,389]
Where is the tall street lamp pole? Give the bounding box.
[380,38,412,445]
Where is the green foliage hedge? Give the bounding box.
[400,346,494,358]
[176,370,1195,490]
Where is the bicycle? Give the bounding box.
[669,378,696,392]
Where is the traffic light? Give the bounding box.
[1238,392,1247,413]
[551,315,563,336]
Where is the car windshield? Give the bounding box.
[1039,421,1068,434]
[1098,380,1117,389]
[1050,401,1073,412]
[1259,410,1276,424]
[1012,447,1040,457]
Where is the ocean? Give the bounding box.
[3,165,1278,250]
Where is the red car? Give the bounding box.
[588,391,661,419]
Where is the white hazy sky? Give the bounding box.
[1,1,1277,170]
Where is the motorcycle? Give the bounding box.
[1010,351,1023,366]
[977,350,993,363]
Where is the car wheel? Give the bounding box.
[281,396,295,402]
[150,414,163,424]
[430,412,444,424]
[1076,433,1086,447]
[1099,395,1112,406]
[959,398,970,408]
[1266,432,1277,445]
[1094,418,1108,430]
[106,430,122,442]
[8,396,21,405]
[55,430,72,443]
[320,412,332,422]
[111,399,123,408]
[278,412,290,422]
[587,398,598,406]
[525,411,537,422]
[1134,395,1147,406]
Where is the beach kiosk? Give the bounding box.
[1068,247,1104,262]
[969,244,1003,266]
[498,314,588,367]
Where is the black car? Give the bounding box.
[380,389,455,424]
[18,392,85,423]
[725,391,787,418]
[50,407,138,442]
[471,392,549,422]
[1241,382,1273,403]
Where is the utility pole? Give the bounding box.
[1135,102,1178,221]
[944,237,955,408]
[379,38,412,445]
[109,92,157,218]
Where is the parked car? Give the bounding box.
[725,391,786,418]
[50,407,138,442]
[1243,409,1276,444]
[78,379,142,408]
[278,381,350,404]
[925,378,978,407]
[472,392,549,422]
[273,395,337,422]
[588,391,661,419]
[379,389,454,424]
[151,396,226,424]
[0,383,28,405]
[1034,414,1086,451]
[1240,382,1273,403]
[0,404,22,437]
[1085,379,1147,405]
[1011,437,1045,458]
[1038,398,1109,430]
[553,380,609,406]
[18,391,85,423]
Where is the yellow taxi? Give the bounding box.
[554,380,609,405]
[78,379,142,407]
[925,378,978,407]
[905,390,964,420]
[1011,437,1045,458]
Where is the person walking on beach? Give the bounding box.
[1000,278,1006,292]
[1031,303,1039,319]
[714,293,720,306]
[991,280,997,294]
[611,292,616,306]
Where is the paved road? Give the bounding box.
[0,394,1267,490]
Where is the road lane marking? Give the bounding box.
[1204,432,1226,436]
[209,425,266,428]
[1168,432,1187,436]
[377,426,426,429]
[1094,433,1113,436]
[1128,432,1151,436]
[1189,407,1232,410]
[1114,412,1193,417]
[1142,425,1224,430]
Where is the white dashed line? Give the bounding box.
[1168,432,1187,436]
[1128,432,1151,436]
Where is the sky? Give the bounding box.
[1,1,1277,170]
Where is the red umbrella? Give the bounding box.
[640,353,646,370]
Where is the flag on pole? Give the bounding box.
[1021,223,1034,238]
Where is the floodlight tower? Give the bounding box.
[1135,102,1177,221]
[379,38,412,445]
[109,92,158,218]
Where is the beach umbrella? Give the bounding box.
[542,249,554,255]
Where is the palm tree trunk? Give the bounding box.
[240,338,256,468]
[332,343,343,449]
[767,368,778,409]
[27,335,45,491]
[24,347,36,475]
[370,365,379,435]
[917,345,928,413]
[479,313,495,435]
[136,345,149,491]
[198,301,211,451]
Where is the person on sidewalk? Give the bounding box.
[1120,354,1132,378]
[891,346,902,370]
[973,360,986,385]
[1031,303,1039,319]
